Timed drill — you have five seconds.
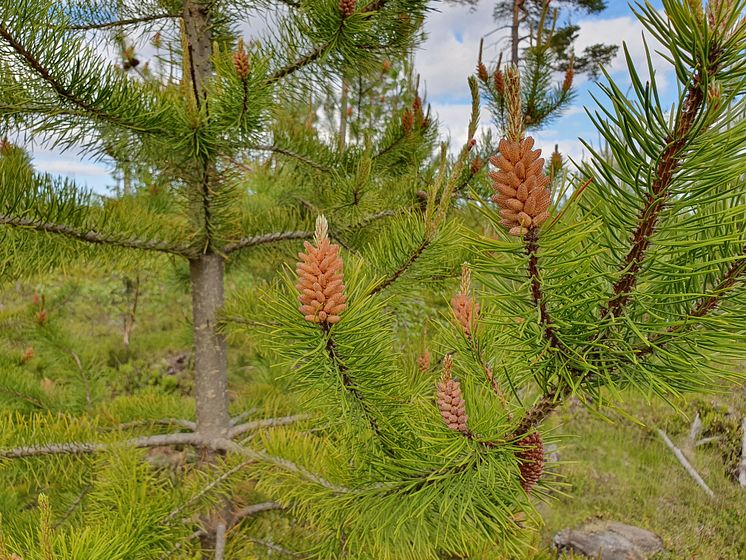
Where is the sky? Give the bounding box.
[27,0,670,194]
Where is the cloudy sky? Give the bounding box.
[28,0,670,193]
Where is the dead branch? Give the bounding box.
[109,418,197,432]
[164,459,254,523]
[228,409,258,427]
[686,412,703,451]
[228,414,310,438]
[232,501,283,523]
[0,432,212,459]
[656,429,715,498]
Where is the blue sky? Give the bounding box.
[28,0,669,194]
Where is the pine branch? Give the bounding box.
[215,438,351,494]
[268,44,328,83]
[1,434,348,493]
[369,239,431,296]
[252,144,334,173]
[635,244,746,358]
[0,25,150,132]
[267,0,392,83]
[232,501,283,522]
[222,231,314,255]
[228,414,310,438]
[601,47,723,320]
[107,418,197,432]
[0,214,194,257]
[53,483,92,529]
[322,324,383,438]
[524,227,564,352]
[0,432,208,459]
[214,521,227,560]
[62,13,179,31]
[509,389,560,437]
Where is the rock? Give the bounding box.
[554,520,664,560]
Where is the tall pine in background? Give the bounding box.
[0,0,745,558]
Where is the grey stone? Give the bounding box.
[554,520,664,560]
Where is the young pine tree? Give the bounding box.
[1,0,745,559]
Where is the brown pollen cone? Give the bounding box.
[402,108,414,134]
[477,62,489,83]
[516,431,544,493]
[451,294,479,338]
[489,136,552,236]
[296,216,347,325]
[417,350,432,373]
[562,64,574,93]
[339,0,356,18]
[234,39,250,80]
[493,68,505,97]
[452,264,479,338]
[437,356,469,435]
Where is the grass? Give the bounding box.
[533,391,746,559]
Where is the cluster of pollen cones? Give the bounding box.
[451,293,479,338]
[490,136,551,236]
[437,357,469,435]
[296,218,347,325]
[516,431,545,493]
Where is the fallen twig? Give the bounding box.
[656,429,715,498]
[738,418,746,488]
[686,412,702,450]
[695,436,723,447]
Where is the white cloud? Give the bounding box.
[415,2,499,102]
[572,12,671,91]
[34,159,110,177]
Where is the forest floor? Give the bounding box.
[1,269,744,559]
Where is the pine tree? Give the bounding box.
[1,0,745,558]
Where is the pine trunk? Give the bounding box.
[511,0,521,65]
[190,254,230,440]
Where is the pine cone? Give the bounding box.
[489,136,552,236]
[296,216,347,325]
[516,431,544,493]
[339,0,356,18]
[437,357,469,435]
[234,39,250,80]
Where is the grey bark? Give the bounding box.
[339,78,349,151]
[190,254,230,440]
[511,0,521,65]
